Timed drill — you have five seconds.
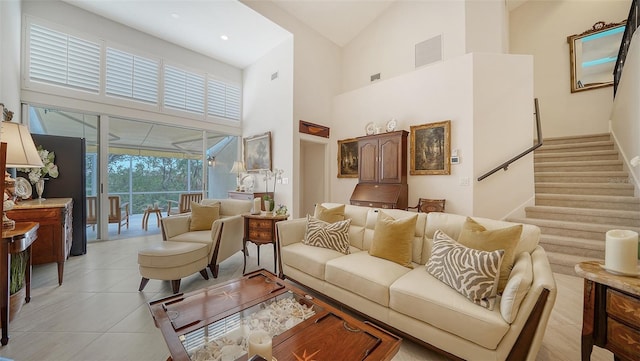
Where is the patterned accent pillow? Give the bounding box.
[427,230,504,310]
[303,216,351,254]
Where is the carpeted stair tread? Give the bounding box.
[534,159,623,172]
[511,217,640,235]
[536,140,614,153]
[540,133,611,145]
[539,234,605,250]
[525,205,640,220]
[535,170,629,177]
[534,150,619,162]
[535,182,635,196]
[536,193,639,204]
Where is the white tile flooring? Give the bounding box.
[0,230,614,361]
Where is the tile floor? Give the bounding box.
[0,232,614,361]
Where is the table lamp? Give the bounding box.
[1,121,44,230]
[230,161,246,191]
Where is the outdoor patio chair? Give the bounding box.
[166,192,203,216]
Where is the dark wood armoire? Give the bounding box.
[350,131,408,209]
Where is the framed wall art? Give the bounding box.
[337,138,359,178]
[243,131,272,172]
[410,120,451,175]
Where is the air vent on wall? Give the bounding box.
[271,71,278,80]
[415,35,442,68]
[370,73,381,82]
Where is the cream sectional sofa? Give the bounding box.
[161,198,252,277]
[276,203,557,361]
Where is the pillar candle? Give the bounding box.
[605,230,639,274]
[248,330,272,360]
[253,197,262,214]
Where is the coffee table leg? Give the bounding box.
[242,240,247,274]
[273,242,277,275]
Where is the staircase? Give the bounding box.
[509,133,640,275]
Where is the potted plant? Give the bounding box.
[262,195,275,215]
[9,250,28,321]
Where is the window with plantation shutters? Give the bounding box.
[207,79,241,120]
[29,23,100,93]
[164,65,205,114]
[106,48,159,104]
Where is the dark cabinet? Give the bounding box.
[351,131,408,209]
[358,132,407,184]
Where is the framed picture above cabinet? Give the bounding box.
[337,138,358,178]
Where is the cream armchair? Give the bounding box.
[161,198,252,277]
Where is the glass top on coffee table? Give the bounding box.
[182,291,318,361]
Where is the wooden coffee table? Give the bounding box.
[148,270,401,361]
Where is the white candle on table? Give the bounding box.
[248,330,272,360]
[605,230,639,274]
[253,197,262,214]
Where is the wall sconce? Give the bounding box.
[207,155,216,167]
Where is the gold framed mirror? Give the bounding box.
[567,20,626,93]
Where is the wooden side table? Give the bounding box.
[142,208,162,231]
[575,261,640,361]
[242,213,288,275]
[1,222,39,345]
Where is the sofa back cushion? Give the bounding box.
[422,212,540,265]
[202,198,252,217]
[319,203,427,264]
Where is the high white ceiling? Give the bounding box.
[64,0,398,68]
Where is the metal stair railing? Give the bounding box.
[477,98,542,182]
[614,0,639,96]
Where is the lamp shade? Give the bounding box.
[230,161,246,174]
[0,121,44,168]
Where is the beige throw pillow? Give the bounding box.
[314,204,346,223]
[189,201,220,231]
[303,216,351,254]
[458,217,522,293]
[427,230,504,310]
[368,211,417,268]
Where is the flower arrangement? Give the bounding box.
[18,145,59,184]
[275,204,288,216]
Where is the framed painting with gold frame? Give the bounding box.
[410,120,451,175]
[243,131,272,172]
[337,138,358,178]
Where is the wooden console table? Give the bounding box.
[1,222,39,345]
[7,198,73,285]
[575,261,640,361]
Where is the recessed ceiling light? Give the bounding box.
[171,13,179,19]
[220,35,229,41]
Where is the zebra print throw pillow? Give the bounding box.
[303,216,352,254]
[426,230,504,310]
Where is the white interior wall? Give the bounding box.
[472,53,535,219]
[340,0,466,93]
[0,0,22,118]
[510,0,629,138]
[610,34,640,194]
[332,53,534,219]
[243,37,294,214]
[465,0,508,54]
[242,1,342,217]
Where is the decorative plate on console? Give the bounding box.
[365,122,376,135]
[15,177,32,199]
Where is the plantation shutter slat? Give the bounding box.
[164,65,204,114]
[106,48,158,103]
[133,57,158,103]
[207,79,241,120]
[29,24,100,93]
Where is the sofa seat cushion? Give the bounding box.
[390,267,509,349]
[281,243,348,280]
[325,251,412,307]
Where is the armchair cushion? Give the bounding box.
[500,252,533,323]
[189,201,220,231]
